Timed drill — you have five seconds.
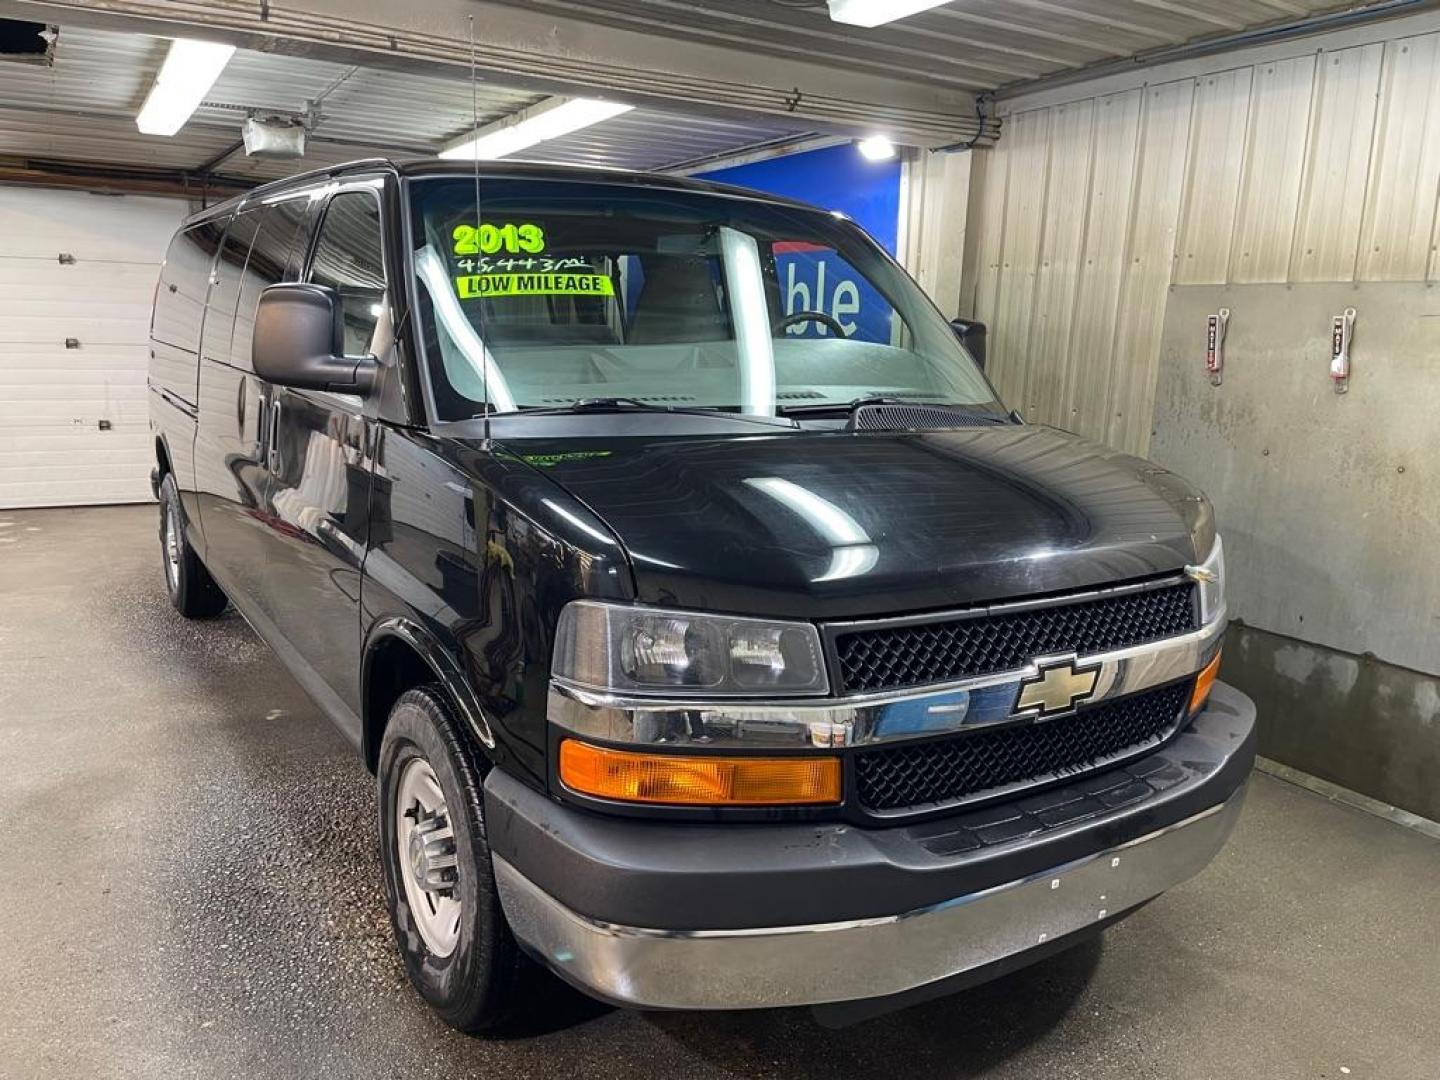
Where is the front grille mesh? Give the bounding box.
[833,581,1197,693]
[854,681,1192,814]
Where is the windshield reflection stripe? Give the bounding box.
[415,244,517,413]
[718,227,777,417]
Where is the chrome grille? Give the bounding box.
[832,581,1197,694]
[853,680,1192,815]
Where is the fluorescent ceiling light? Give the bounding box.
[439,97,634,161]
[136,38,235,136]
[857,135,896,161]
[827,0,950,28]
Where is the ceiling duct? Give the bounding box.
[242,117,307,159]
[0,20,55,65]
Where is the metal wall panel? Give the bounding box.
[898,149,972,319]
[1173,67,1252,285]
[1025,99,1095,423]
[986,108,1051,403]
[1105,79,1194,454]
[1358,34,1440,282]
[965,142,1010,348]
[965,20,1440,455]
[1230,55,1314,283]
[955,9,1440,812]
[1064,88,1142,444]
[1290,43,1385,283]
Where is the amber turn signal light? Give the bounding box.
[1190,651,1222,714]
[558,740,842,806]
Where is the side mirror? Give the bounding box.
[253,283,378,394]
[949,317,987,372]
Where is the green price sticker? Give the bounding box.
[519,451,614,468]
[455,273,615,299]
[453,222,545,256]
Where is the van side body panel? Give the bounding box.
[150,216,227,525]
[359,428,634,788]
[256,387,374,716]
[194,196,316,599]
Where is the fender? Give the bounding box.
[361,616,496,767]
[152,432,174,496]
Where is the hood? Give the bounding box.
[494,425,1213,620]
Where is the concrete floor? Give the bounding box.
[2,504,1438,1080]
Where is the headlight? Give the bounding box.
[1187,534,1225,625]
[553,601,829,696]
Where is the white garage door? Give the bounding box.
[0,187,189,509]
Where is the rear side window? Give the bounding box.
[152,218,226,353]
[199,211,260,365]
[308,191,386,356]
[231,198,309,372]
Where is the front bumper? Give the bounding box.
[485,681,1256,1011]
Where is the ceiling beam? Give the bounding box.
[0,0,997,148]
[0,154,254,198]
[192,136,244,176]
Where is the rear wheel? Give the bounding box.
[378,686,532,1034]
[157,474,227,618]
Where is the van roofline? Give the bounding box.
[182,158,397,226]
[181,156,821,227]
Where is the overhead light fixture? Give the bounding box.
[439,96,634,161]
[857,135,896,161]
[136,38,235,136]
[827,0,950,28]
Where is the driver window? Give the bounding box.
[308,190,386,355]
[771,241,905,346]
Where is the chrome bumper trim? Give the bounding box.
[493,784,1247,1011]
[823,572,1194,629]
[549,609,1226,749]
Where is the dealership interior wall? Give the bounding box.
[3,2,1440,1075]
[0,187,188,506]
[0,4,1428,829]
[0,2,1434,825]
[0,1,1434,829]
[956,10,1440,822]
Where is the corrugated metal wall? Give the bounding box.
[963,22,1440,455]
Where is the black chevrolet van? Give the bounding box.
[148,158,1255,1031]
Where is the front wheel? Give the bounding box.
[378,686,532,1033]
[157,474,227,618]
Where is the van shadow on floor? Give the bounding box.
[499,932,1099,1059]
[644,937,1102,1078]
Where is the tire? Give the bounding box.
[378,685,531,1034]
[157,473,228,618]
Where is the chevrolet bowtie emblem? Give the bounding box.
[1014,659,1099,716]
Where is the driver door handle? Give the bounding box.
[268,398,283,475]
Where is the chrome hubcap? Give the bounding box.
[163,503,181,593]
[395,756,461,957]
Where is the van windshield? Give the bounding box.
[408,176,1002,422]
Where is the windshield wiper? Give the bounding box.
[533,397,676,413]
[517,398,795,427]
[778,395,933,416]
